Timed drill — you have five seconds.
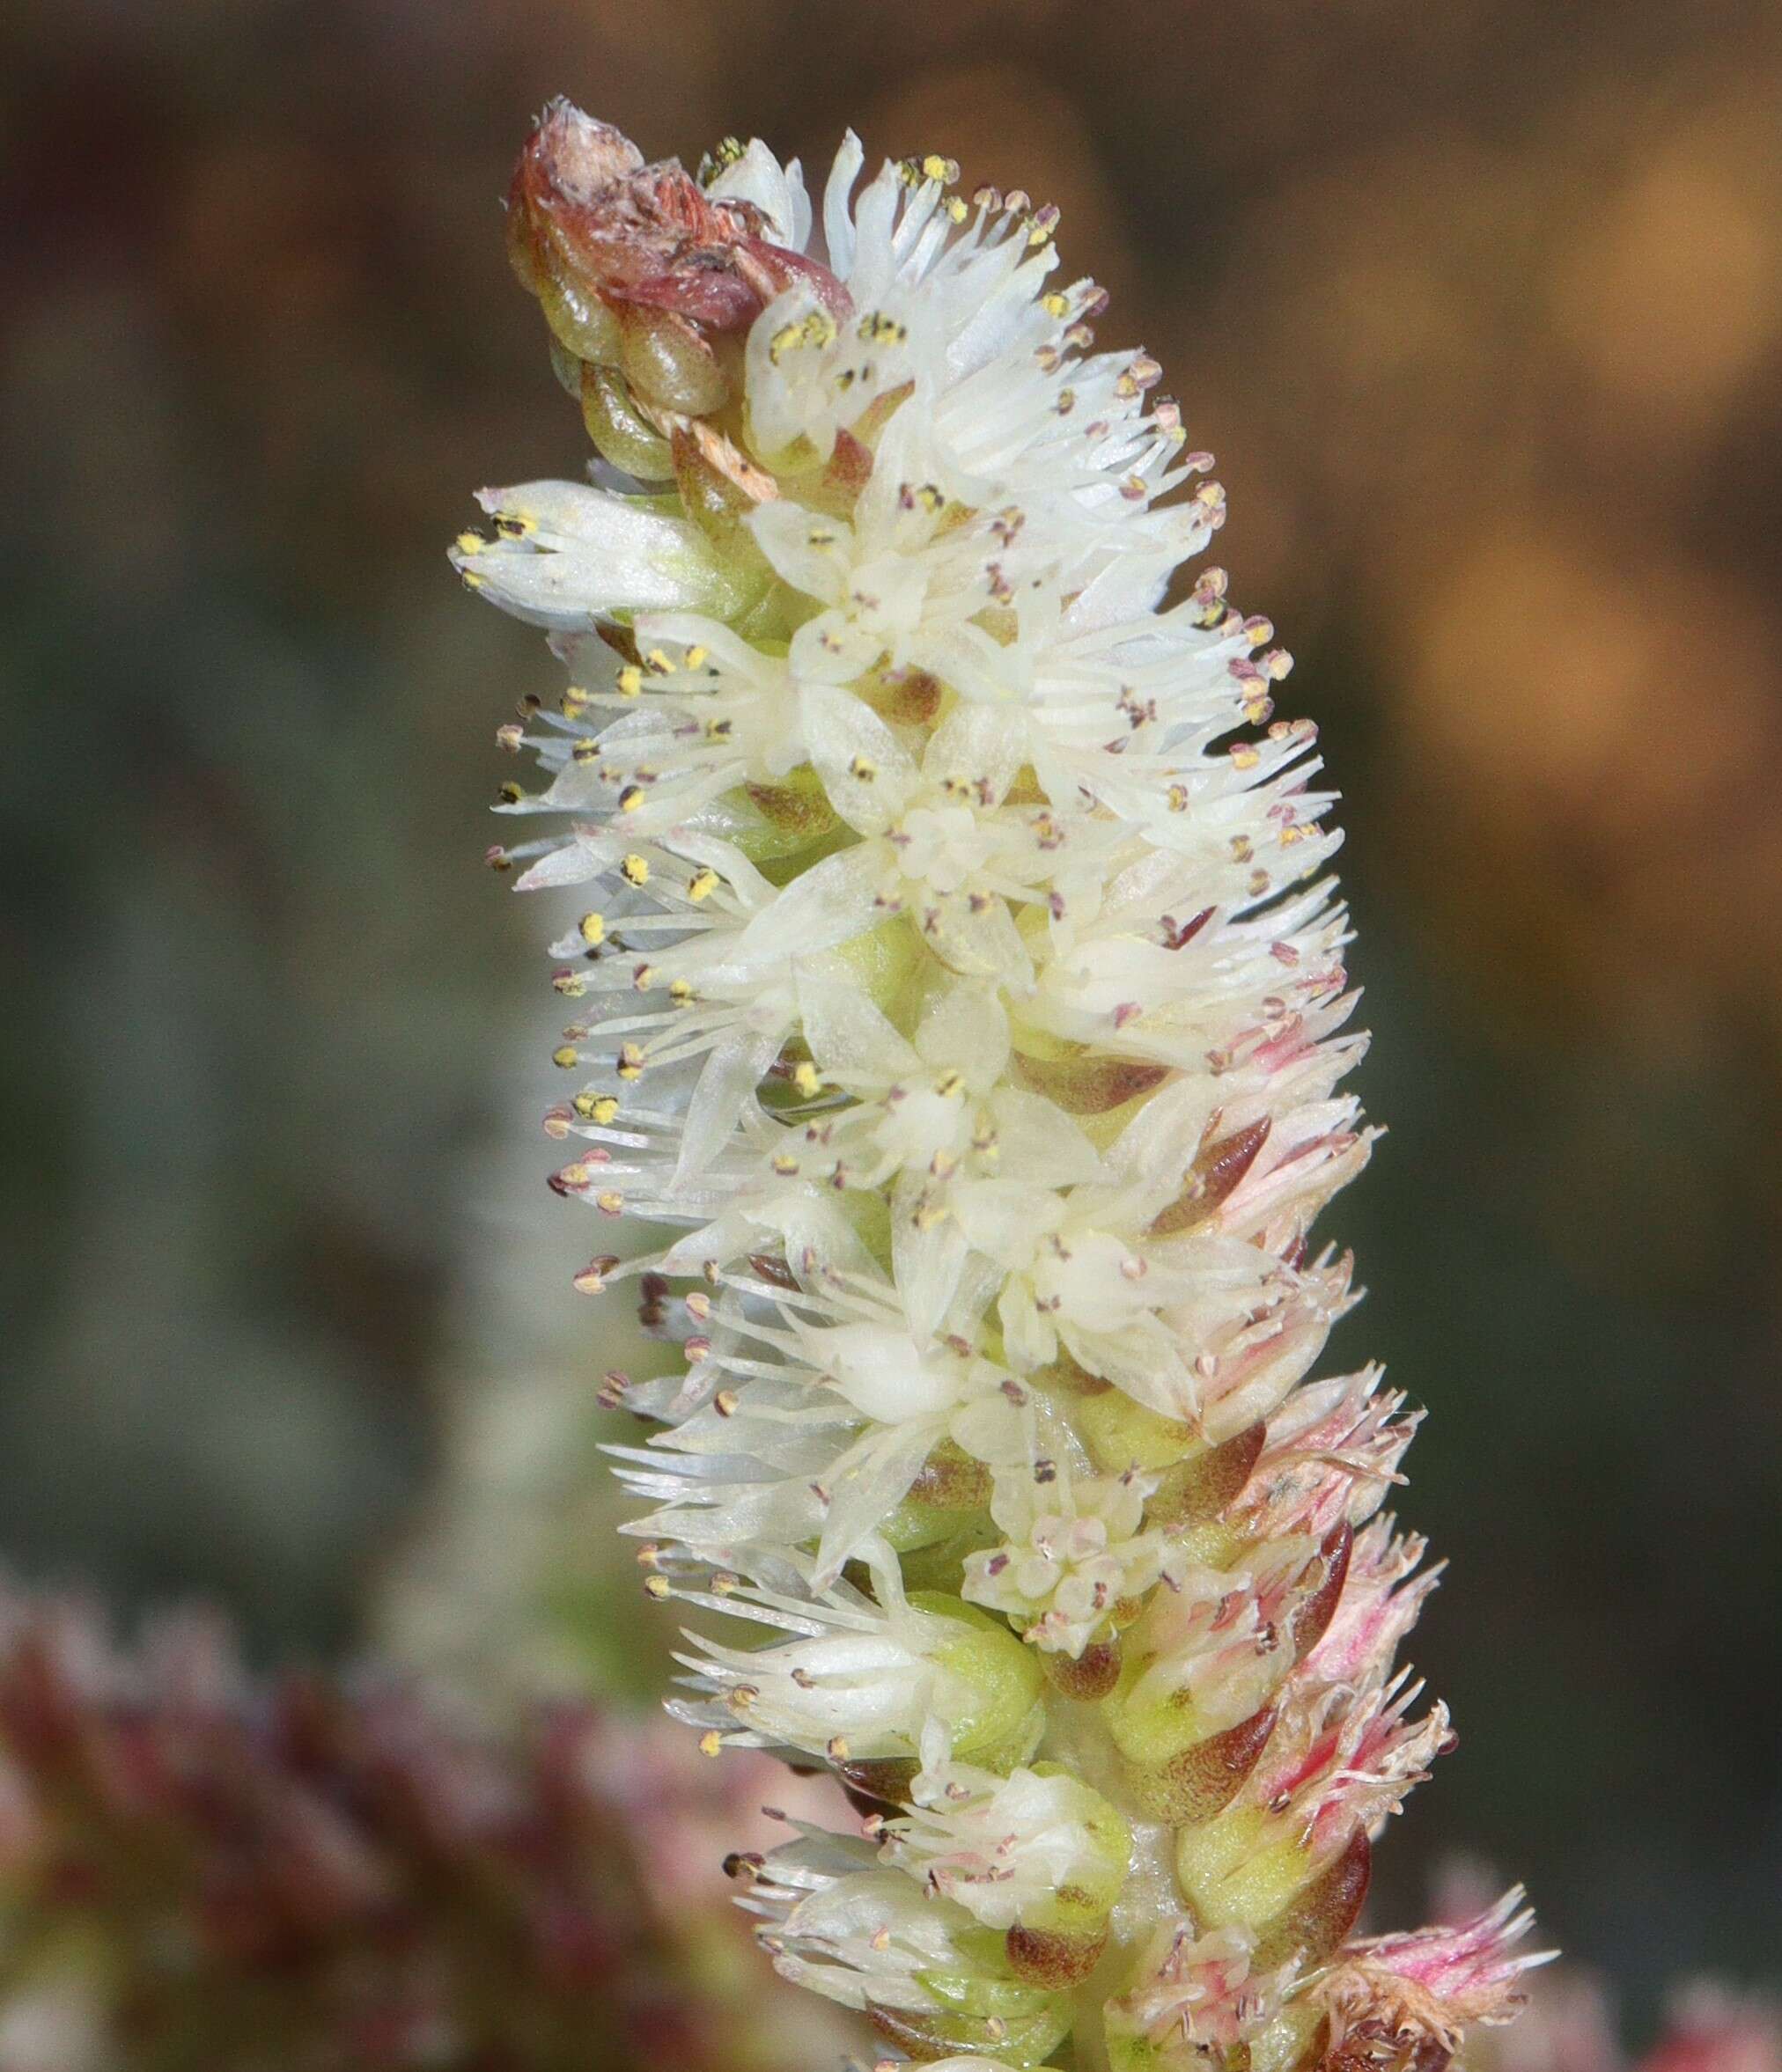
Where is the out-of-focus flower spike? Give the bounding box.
[0,1583,849,2071]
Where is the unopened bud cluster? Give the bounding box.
[462,101,1545,2072]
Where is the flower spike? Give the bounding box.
[463,102,1539,2072]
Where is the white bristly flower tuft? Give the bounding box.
[461,99,1543,2072]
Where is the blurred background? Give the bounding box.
[1,0,1778,2039]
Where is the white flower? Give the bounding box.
[1106,1920,1267,2056]
[879,1751,1130,1932]
[453,481,754,626]
[963,1464,1182,1658]
[610,1261,1024,1584]
[666,1546,1043,1769]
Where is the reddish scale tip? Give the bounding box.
[509,99,849,335]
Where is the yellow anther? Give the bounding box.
[933,1070,965,1098]
[687,867,719,902]
[920,153,958,184]
[643,648,674,674]
[578,912,606,946]
[618,784,645,812]
[497,782,525,804]
[699,1730,724,1757]
[849,755,877,781]
[572,739,599,763]
[574,1092,619,1125]
[621,853,650,886]
[615,665,644,698]
[552,971,587,998]
[685,644,709,668]
[669,977,694,1004]
[1167,783,1190,812]
[1231,744,1262,770]
[454,531,484,556]
[944,195,968,223]
[495,510,535,539]
[644,1574,672,1599]
[617,1044,645,1080]
[633,963,657,990]
[1041,291,1070,319]
[792,1061,821,1098]
[552,1045,579,1069]
[594,1189,624,1216]
[771,1152,801,1177]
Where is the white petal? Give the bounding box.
[798,969,920,1084]
[923,704,1028,808]
[708,139,802,247]
[814,1418,948,1588]
[921,891,1034,990]
[989,1088,1103,1185]
[821,131,865,276]
[511,832,624,892]
[914,982,1010,1089]
[674,1023,785,1183]
[748,499,850,604]
[800,683,920,833]
[952,1179,1063,1267]
[893,1201,972,1342]
[456,483,740,627]
[729,844,882,966]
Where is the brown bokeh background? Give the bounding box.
[2,0,1778,2024]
